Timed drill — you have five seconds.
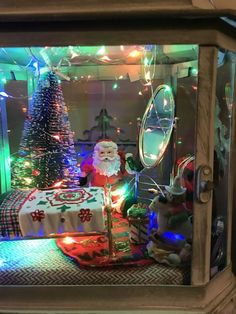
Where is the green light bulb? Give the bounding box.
[164,85,171,92]
[112,83,118,90]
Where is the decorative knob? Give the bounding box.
[201,180,214,192]
[196,165,213,203]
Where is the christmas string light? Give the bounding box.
[0,45,151,84]
[68,46,80,59]
[99,55,111,62]
[141,45,157,87]
[128,49,141,58]
[38,45,146,69]
[96,46,106,55]
[16,45,149,84]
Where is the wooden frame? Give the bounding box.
[0,0,234,21]
[0,19,235,50]
[0,12,236,313]
[0,266,235,312]
[191,46,218,285]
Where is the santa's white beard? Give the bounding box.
[92,155,121,177]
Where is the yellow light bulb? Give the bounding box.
[63,237,75,244]
[128,50,140,58]
[24,177,33,184]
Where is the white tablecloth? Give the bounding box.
[18,187,105,237]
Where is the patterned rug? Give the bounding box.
[0,239,190,285]
[56,213,153,267]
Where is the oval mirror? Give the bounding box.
[139,84,175,168]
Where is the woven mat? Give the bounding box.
[0,239,190,285]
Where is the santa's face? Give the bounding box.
[93,145,121,177]
[96,146,117,161]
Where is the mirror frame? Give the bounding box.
[138,84,175,169]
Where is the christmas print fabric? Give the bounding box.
[18,187,105,237]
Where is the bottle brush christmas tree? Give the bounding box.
[11,71,79,189]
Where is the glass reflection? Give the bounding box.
[211,51,235,278]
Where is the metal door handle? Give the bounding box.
[196,165,213,203]
[200,180,214,192]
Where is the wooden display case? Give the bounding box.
[0,1,235,313]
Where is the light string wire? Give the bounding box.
[1,48,33,71]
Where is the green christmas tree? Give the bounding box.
[11,71,79,189]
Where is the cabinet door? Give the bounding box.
[137,46,218,285]
[191,47,218,285]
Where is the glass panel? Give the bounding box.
[0,44,198,286]
[211,50,235,278]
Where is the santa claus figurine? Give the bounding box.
[79,139,138,190]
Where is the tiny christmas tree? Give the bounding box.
[11,71,79,189]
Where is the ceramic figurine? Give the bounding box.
[79,139,137,211]
[149,176,192,240]
[146,176,193,266]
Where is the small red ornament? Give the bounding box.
[32,169,40,176]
